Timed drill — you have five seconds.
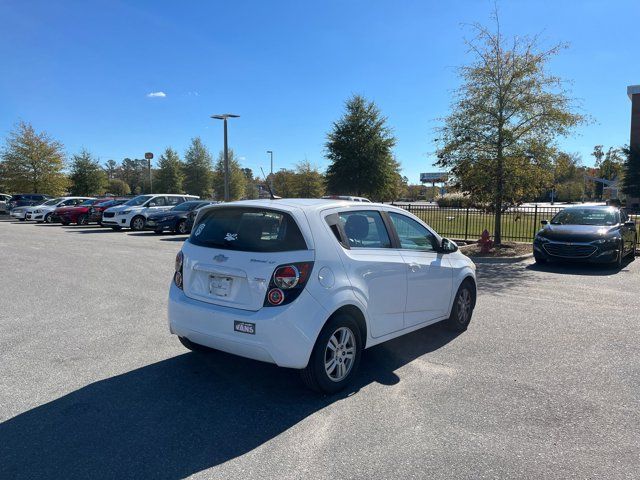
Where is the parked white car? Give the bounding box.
[168,199,476,393]
[0,194,11,213]
[25,197,94,223]
[101,194,200,231]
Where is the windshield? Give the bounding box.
[173,201,202,212]
[96,200,115,207]
[551,208,619,226]
[124,195,152,206]
[79,199,97,206]
[43,198,63,206]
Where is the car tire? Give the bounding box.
[301,313,362,394]
[110,226,122,231]
[77,214,88,225]
[175,219,188,234]
[614,242,624,268]
[178,336,213,353]
[44,213,53,223]
[130,215,145,231]
[444,279,475,332]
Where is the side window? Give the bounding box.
[337,210,391,249]
[389,212,436,251]
[166,196,181,206]
[151,196,167,207]
[62,199,76,206]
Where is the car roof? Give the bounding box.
[204,198,403,214]
[561,205,617,210]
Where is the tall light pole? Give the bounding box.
[266,150,274,192]
[211,113,240,201]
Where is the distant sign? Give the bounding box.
[420,172,448,183]
[144,152,154,160]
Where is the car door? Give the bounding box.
[387,211,454,326]
[146,196,169,214]
[335,209,408,338]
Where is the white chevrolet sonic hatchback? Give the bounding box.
[168,199,476,393]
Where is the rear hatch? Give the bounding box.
[182,206,314,311]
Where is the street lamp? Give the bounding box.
[266,150,274,192]
[211,113,240,201]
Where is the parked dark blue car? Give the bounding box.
[145,200,215,234]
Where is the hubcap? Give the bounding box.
[324,327,355,382]
[179,222,187,233]
[133,218,144,230]
[457,288,472,324]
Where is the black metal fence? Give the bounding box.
[393,204,562,242]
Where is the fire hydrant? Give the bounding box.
[478,229,494,254]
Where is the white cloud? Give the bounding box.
[146,91,167,98]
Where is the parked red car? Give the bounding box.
[56,198,113,225]
[88,198,128,225]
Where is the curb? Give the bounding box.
[467,253,534,264]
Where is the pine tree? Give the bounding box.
[325,95,399,200]
[0,121,68,195]
[183,137,213,198]
[154,147,184,194]
[69,149,108,195]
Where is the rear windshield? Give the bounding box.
[190,207,307,252]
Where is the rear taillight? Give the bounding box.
[174,251,183,290]
[264,262,313,307]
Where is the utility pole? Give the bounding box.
[145,152,154,194]
[211,114,240,201]
[267,150,274,193]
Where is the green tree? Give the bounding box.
[621,145,640,199]
[294,160,325,197]
[104,159,118,179]
[107,178,131,196]
[435,13,585,244]
[120,158,148,194]
[212,149,246,200]
[0,121,68,195]
[69,149,108,195]
[325,95,399,200]
[154,147,184,194]
[552,152,584,202]
[271,169,298,197]
[241,168,259,199]
[183,137,213,198]
[591,146,624,198]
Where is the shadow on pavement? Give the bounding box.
[0,323,459,480]
[526,257,634,276]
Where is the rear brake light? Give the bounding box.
[264,261,313,307]
[174,251,183,289]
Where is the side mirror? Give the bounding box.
[441,238,458,253]
[540,220,548,225]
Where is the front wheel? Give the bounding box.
[130,216,145,231]
[301,314,362,394]
[534,253,547,264]
[44,213,53,223]
[175,219,188,234]
[444,280,475,332]
[77,214,88,225]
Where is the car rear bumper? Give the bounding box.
[168,282,327,369]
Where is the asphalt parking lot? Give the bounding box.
[1,217,639,480]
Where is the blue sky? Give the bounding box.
[1,0,639,183]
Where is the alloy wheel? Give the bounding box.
[457,288,472,324]
[324,327,355,382]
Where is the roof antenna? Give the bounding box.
[260,167,276,200]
